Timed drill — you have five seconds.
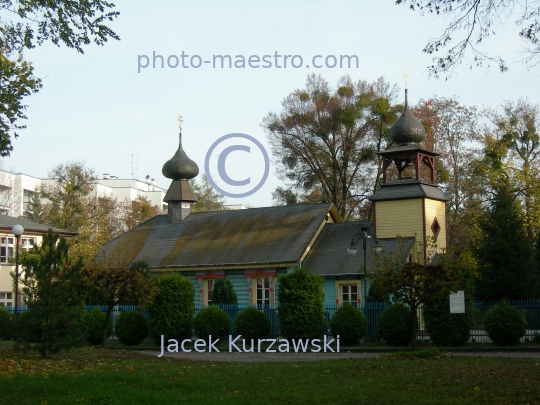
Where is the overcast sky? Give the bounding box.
[2,0,538,207]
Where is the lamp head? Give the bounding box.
[347,241,358,256]
[12,224,24,237]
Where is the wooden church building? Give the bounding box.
[99,90,448,307]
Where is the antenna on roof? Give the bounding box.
[127,152,139,177]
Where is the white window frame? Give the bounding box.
[254,276,271,306]
[21,237,35,252]
[0,292,13,307]
[1,236,15,264]
[335,280,361,305]
[205,278,216,306]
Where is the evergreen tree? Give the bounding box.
[211,279,238,305]
[474,184,539,300]
[191,175,225,212]
[16,230,85,357]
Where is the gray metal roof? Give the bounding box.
[370,181,449,202]
[302,221,415,276]
[99,203,338,269]
[377,145,439,157]
[0,214,77,236]
[390,89,426,146]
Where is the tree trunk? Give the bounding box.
[102,304,114,348]
[410,302,417,351]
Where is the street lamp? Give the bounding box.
[11,224,24,316]
[347,227,379,307]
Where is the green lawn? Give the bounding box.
[0,343,539,404]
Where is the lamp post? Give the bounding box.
[11,224,24,316]
[347,227,379,308]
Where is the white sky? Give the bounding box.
[2,0,539,207]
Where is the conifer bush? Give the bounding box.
[235,307,271,340]
[211,279,238,305]
[329,305,368,345]
[277,267,325,340]
[80,307,112,346]
[484,300,527,346]
[0,307,12,340]
[16,310,42,343]
[115,310,149,346]
[149,274,195,345]
[194,306,231,341]
[378,304,412,347]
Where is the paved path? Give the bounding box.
[144,350,540,362]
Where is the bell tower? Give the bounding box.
[371,90,449,261]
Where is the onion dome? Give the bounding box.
[390,89,426,146]
[162,132,199,180]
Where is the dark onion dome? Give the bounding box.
[162,133,199,180]
[390,89,426,146]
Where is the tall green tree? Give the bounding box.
[0,52,42,156]
[17,230,84,357]
[0,0,120,155]
[474,183,539,300]
[191,174,225,212]
[483,99,540,241]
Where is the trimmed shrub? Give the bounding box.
[235,307,271,340]
[0,307,13,340]
[277,267,325,340]
[80,307,113,346]
[378,304,412,347]
[115,310,149,346]
[423,295,474,347]
[149,274,194,345]
[329,305,368,345]
[194,306,230,341]
[484,300,527,346]
[212,279,238,305]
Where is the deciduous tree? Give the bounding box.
[263,74,399,220]
[371,238,470,349]
[0,0,120,155]
[82,260,158,347]
[396,0,540,77]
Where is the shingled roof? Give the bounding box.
[370,181,449,202]
[302,221,415,276]
[99,203,341,270]
[0,214,77,236]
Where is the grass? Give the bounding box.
[0,342,539,404]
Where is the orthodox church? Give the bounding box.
[99,90,448,307]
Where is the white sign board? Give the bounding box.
[449,291,465,313]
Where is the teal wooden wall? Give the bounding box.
[323,277,337,305]
[227,270,249,305]
[176,268,368,307]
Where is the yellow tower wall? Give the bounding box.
[423,198,447,253]
[375,199,423,239]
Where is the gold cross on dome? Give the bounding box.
[178,114,183,131]
[403,69,408,89]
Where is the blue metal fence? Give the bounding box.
[5,300,540,343]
